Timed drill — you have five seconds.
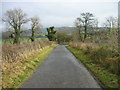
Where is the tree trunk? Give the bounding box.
[78,27,83,42]
[31,29,35,42]
[13,30,20,44]
[84,25,87,40]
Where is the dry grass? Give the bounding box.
[68,42,120,75]
[2,41,55,62]
[2,41,57,88]
[69,42,98,50]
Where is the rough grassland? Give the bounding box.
[2,44,57,88]
[67,46,119,88]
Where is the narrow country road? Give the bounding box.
[22,45,100,88]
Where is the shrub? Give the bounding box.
[89,47,113,63]
[104,57,120,74]
[68,42,120,75]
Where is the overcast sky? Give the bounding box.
[0,0,119,32]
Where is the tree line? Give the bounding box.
[2,8,118,44]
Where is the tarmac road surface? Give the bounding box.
[23,45,101,88]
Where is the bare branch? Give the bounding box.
[2,8,29,43]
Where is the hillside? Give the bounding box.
[2,26,110,39]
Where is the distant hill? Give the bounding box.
[20,27,76,36]
[55,27,76,34]
[2,26,109,39]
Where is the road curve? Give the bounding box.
[22,45,100,88]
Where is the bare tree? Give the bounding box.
[3,8,29,44]
[30,16,42,42]
[74,18,83,41]
[105,16,118,31]
[76,12,94,41]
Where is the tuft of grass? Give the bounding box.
[2,44,57,88]
[67,46,120,88]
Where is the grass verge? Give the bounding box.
[66,46,119,88]
[2,44,57,88]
